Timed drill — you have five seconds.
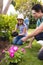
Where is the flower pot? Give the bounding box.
[9,62,17,65]
[11,32,18,37]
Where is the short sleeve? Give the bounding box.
[24,23,27,29]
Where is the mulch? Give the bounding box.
[0,41,11,62]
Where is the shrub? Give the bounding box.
[29,14,36,29]
[0,15,17,42]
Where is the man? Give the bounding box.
[24,16,29,29]
[21,4,43,60]
[25,15,43,49]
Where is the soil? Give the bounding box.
[0,40,11,61]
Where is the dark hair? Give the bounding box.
[17,20,24,26]
[32,4,43,13]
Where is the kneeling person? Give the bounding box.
[12,14,28,45]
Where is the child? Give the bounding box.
[12,14,28,45]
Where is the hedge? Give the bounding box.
[0,15,17,42]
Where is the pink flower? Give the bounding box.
[8,45,18,58]
[9,49,14,58]
[2,50,5,53]
[8,49,14,54]
[9,45,18,52]
[10,53,14,58]
[13,46,18,52]
[21,48,26,53]
[9,45,14,50]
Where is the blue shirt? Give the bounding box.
[16,23,28,36]
[36,17,43,27]
[24,17,29,25]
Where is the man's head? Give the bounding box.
[32,4,43,19]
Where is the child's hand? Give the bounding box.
[12,30,16,33]
[21,37,27,42]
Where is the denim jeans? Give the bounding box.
[13,35,25,45]
[35,32,43,41]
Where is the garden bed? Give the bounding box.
[0,40,10,61]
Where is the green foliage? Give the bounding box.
[14,0,28,10]
[11,0,16,6]
[14,0,39,11]
[0,15,17,42]
[1,47,24,65]
[31,0,39,5]
[29,14,36,29]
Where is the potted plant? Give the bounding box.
[2,45,25,65]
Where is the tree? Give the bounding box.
[0,0,3,14]
[14,0,40,16]
[2,0,13,14]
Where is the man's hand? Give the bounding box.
[21,37,27,42]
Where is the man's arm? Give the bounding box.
[22,23,43,42]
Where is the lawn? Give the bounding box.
[0,29,43,65]
[18,29,43,65]
[18,40,43,65]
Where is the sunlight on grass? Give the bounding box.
[28,29,35,34]
[19,40,43,65]
[18,29,43,65]
[0,29,43,65]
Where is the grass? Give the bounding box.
[18,29,43,65]
[18,40,43,65]
[0,29,43,65]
